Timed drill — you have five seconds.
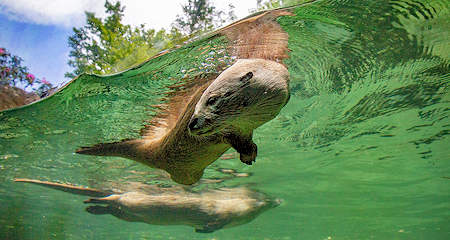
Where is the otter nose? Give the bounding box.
[188,117,200,131]
[188,115,207,133]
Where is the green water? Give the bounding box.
[1,0,449,239]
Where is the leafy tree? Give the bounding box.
[111,28,187,73]
[174,0,236,35]
[256,0,310,10]
[0,47,53,95]
[225,4,237,23]
[65,0,184,78]
[257,0,282,10]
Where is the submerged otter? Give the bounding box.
[15,178,280,233]
[77,59,290,184]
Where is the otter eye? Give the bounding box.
[240,72,253,82]
[206,96,218,106]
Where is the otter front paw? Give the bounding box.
[239,142,257,165]
[224,132,258,165]
[240,153,256,165]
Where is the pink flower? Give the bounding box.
[0,48,5,55]
[26,73,35,80]
[41,77,50,85]
[4,67,10,73]
[26,73,35,84]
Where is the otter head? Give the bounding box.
[188,59,290,136]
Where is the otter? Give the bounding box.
[76,59,290,184]
[15,178,280,233]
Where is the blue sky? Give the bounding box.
[0,0,256,87]
[0,14,72,86]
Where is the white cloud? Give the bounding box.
[0,0,256,30]
[0,0,105,27]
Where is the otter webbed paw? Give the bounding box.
[225,132,258,165]
[86,205,112,215]
[195,228,215,233]
[239,141,257,165]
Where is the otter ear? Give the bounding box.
[240,72,253,82]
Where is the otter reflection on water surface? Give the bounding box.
[15,178,280,233]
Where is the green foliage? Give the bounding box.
[174,0,215,34]
[174,0,236,35]
[256,0,311,10]
[65,1,186,78]
[66,0,238,78]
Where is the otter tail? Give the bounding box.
[76,139,140,158]
[14,178,112,197]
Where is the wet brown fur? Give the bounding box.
[220,10,294,61]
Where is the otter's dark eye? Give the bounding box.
[206,96,218,106]
[240,72,253,82]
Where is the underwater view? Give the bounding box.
[0,0,449,239]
